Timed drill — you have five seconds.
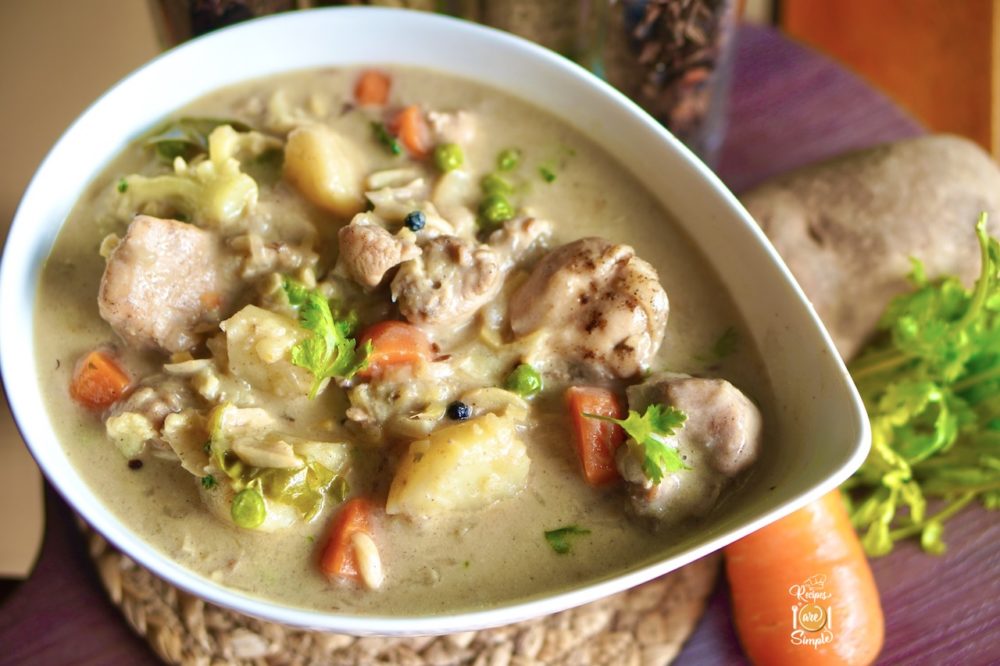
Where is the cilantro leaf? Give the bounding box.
[544,525,590,554]
[585,404,688,484]
[371,121,402,156]
[694,326,739,363]
[282,278,371,398]
[846,213,1000,556]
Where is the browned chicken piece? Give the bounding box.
[617,372,763,521]
[99,215,234,353]
[335,214,421,289]
[509,237,668,379]
[390,217,550,328]
[391,235,502,327]
[488,216,552,267]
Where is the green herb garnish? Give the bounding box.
[544,525,590,554]
[697,326,739,363]
[282,278,371,398]
[846,213,1000,556]
[116,178,128,193]
[371,121,402,155]
[539,166,557,183]
[201,475,217,489]
[585,404,688,484]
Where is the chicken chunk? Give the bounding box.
[488,216,552,268]
[99,215,233,353]
[391,236,502,327]
[509,237,668,379]
[427,110,476,145]
[389,217,550,328]
[335,213,420,289]
[617,372,762,521]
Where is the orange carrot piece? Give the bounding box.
[725,489,884,666]
[69,349,130,412]
[319,497,375,583]
[391,105,431,159]
[565,386,626,486]
[356,320,433,379]
[354,69,391,106]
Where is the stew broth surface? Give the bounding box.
[35,66,772,615]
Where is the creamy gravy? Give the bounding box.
[35,66,771,615]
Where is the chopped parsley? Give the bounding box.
[697,326,739,363]
[711,326,739,359]
[116,178,128,193]
[586,404,688,484]
[539,166,557,183]
[201,474,217,489]
[544,525,590,554]
[282,278,371,398]
[371,121,402,155]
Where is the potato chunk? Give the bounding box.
[386,413,530,518]
[283,125,366,217]
[221,305,313,397]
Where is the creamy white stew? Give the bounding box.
[36,67,770,615]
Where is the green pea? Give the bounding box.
[481,173,514,196]
[497,148,521,171]
[505,363,543,398]
[433,142,464,172]
[232,488,266,529]
[478,194,514,230]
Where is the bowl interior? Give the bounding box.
[0,7,869,634]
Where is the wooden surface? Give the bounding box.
[1,24,998,666]
[782,0,999,156]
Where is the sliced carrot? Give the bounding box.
[391,105,431,159]
[69,349,130,412]
[354,69,391,107]
[565,386,626,486]
[319,497,375,583]
[356,320,433,379]
[725,489,884,666]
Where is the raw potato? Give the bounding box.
[742,134,1000,359]
[221,305,313,397]
[386,413,530,518]
[283,124,366,217]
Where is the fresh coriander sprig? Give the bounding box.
[371,121,402,155]
[846,213,1000,556]
[544,525,590,554]
[585,404,687,484]
[282,278,371,398]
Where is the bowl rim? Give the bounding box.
[0,6,870,635]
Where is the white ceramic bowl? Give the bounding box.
[0,7,870,635]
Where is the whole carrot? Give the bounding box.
[725,489,884,665]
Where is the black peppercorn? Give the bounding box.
[447,400,471,420]
[128,459,143,470]
[404,210,426,232]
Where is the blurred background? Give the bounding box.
[1,0,998,583]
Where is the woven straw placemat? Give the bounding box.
[82,524,719,666]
